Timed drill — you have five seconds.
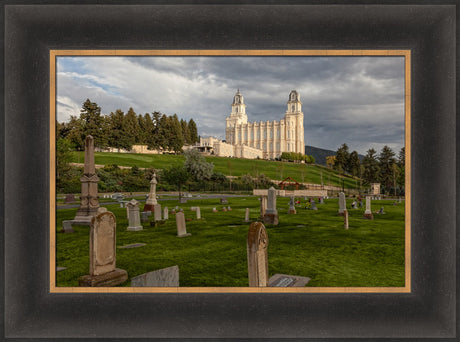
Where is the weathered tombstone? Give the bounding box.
[363,196,374,220]
[377,207,385,214]
[191,206,201,219]
[131,265,179,287]
[228,206,232,211]
[310,200,318,210]
[179,197,188,204]
[212,207,218,213]
[141,211,151,223]
[78,211,128,286]
[344,209,349,229]
[243,208,251,222]
[64,194,76,203]
[338,192,346,216]
[351,201,357,209]
[220,197,228,204]
[268,274,311,287]
[398,197,402,203]
[247,222,269,287]
[222,206,228,212]
[319,197,324,204]
[259,196,268,218]
[153,203,162,221]
[176,212,191,237]
[358,200,363,208]
[144,172,158,212]
[263,187,279,225]
[126,199,143,231]
[163,207,169,220]
[61,220,74,233]
[73,135,100,223]
[288,196,296,214]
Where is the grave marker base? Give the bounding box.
[177,233,191,238]
[263,213,279,225]
[127,226,143,231]
[78,268,128,287]
[363,213,374,220]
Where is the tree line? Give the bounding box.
[57,99,199,152]
[331,143,405,195]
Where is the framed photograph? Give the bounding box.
[3,2,456,340]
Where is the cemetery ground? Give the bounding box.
[56,196,405,288]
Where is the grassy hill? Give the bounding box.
[70,151,366,191]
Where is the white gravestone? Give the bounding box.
[127,199,143,231]
[144,172,158,211]
[191,206,201,219]
[338,192,346,216]
[163,207,169,220]
[363,196,374,220]
[263,187,279,225]
[131,265,179,287]
[176,212,191,237]
[153,203,162,221]
[243,208,251,222]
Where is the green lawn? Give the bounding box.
[70,151,363,190]
[56,196,405,287]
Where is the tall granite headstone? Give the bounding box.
[153,203,162,221]
[78,211,128,286]
[127,199,143,231]
[263,187,279,225]
[247,222,269,287]
[338,192,346,216]
[176,212,191,237]
[363,196,374,220]
[288,196,296,214]
[74,135,100,223]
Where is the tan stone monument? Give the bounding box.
[73,135,100,223]
[344,209,349,229]
[163,207,169,220]
[191,206,201,220]
[153,203,162,221]
[127,199,143,231]
[79,211,128,286]
[288,196,296,214]
[263,187,279,225]
[363,196,374,220]
[338,192,346,216]
[247,222,269,287]
[176,212,191,237]
[143,172,158,212]
[259,196,267,218]
[243,208,251,222]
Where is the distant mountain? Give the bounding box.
[305,145,364,166]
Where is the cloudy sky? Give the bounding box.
[57,55,405,155]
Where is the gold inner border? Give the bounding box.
[50,49,411,294]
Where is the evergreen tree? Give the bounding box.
[362,148,380,184]
[188,118,199,143]
[348,151,360,177]
[378,145,396,193]
[334,143,350,174]
[169,114,184,153]
[397,147,405,189]
[123,107,140,149]
[157,114,169,150]
[181,119,191,144]
[108,110,131,150]
[137,114,147,144]
[79,99,107,148]
[66,115,85,150]
[142,113,155,147]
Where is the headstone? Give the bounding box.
[288,196,296,214]
[61,220,74,233]
[263,187,279,225]
[310,200,318,210]
[220,197,228,204]
[73,135,100,222]
[227,206,232,211]
[78,211,128,286]
[377,207,385,214]
[191,206,201,219]
[141,211,151,223]
[127,199,143,231]
[56,267,67,272]
[243,208,251,222]
[358,200,363,208]
[398,197,402,203]
[212,207,218,213]
[131,265,179,287]
[144,172,158,212]
[179,197,188,204]
[259,196,268,218]
[268,274,311,287]
[176,212,191,237]
[351,201,357,209]
[153,203,162,221]
[163,207,169,220]
[222,207,228,212]
[338,192,346,216]
[64,194,75,203]
[319,197,324,204]
[247,222,269,287]
[344,209,349,229]
[118,243,146,249]
[363,196,373,220]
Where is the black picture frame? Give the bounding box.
[2,2,456,340]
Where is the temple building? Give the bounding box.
[195,89,305,160]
